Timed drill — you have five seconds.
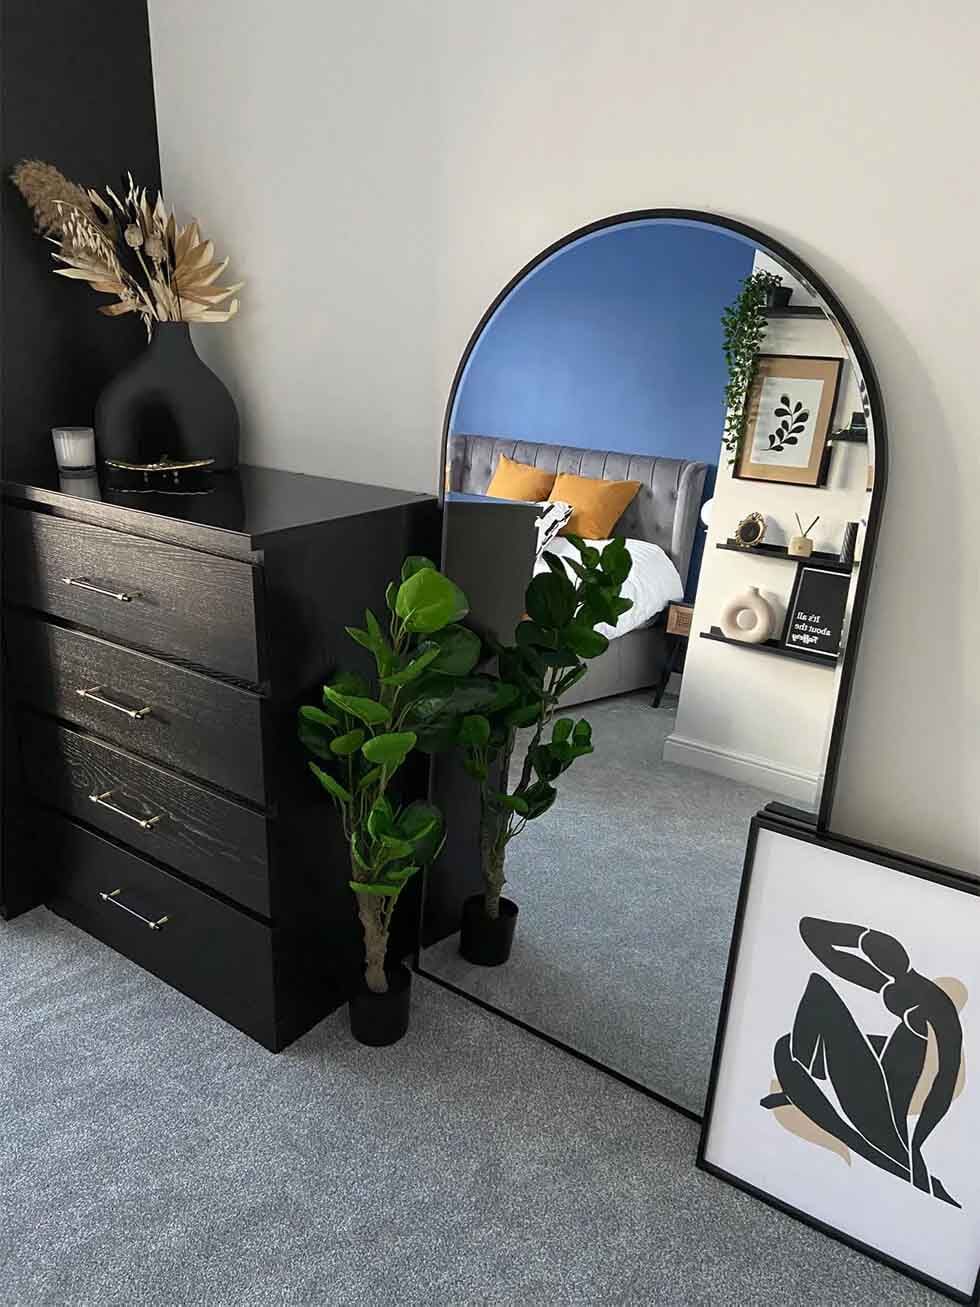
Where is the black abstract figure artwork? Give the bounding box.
[766,394,810,452]
[761,917,967,1208]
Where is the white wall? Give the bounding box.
[149,0,980,874]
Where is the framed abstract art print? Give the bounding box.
[735,355,843,486]
[698,814,980,1304]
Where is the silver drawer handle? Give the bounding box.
[76,686,153,720]
[62,576,140,603]
[89,789,162,831]
[98,888,169,931]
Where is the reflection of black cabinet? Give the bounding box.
[652,602,693,707]
[2,466,439,1050]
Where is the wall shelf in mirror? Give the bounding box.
[763,305,825,319]
[700,625,837,668]
[715,540,852,573]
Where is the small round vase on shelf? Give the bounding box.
[95,322,239,471]
[459,894,519,966]
[720,586,774,644]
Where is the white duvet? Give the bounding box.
[534,537,684,640]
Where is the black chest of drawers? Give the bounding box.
[1,465,439,1050]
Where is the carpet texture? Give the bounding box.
[424,693,773,1114]
[0,908,943,1306]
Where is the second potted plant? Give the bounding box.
[449,535,634,965]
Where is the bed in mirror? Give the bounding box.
[418,211,886,1117]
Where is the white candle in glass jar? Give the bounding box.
[51,426,96,472]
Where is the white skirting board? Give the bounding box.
[662,732,822,805]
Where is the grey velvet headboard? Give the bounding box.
[448,433,708,585]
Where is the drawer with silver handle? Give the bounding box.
[3,505,263,683]
[6,611,268,806]
[22,716,272,916]
[46,814,280,1050]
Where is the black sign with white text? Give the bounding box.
[783,566,849,659]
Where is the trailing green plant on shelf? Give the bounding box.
[297,557,481,994]
[434,536,634,923]
[720,269,783,463]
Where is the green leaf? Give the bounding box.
[361,731,418,767]
[489,790,529,815]
[506,702,542,728]
[521,780,558,820]
[516,620,557,650]
[357,765,383,790]
[572,719,592,747]
[329,728,365,756]
[564,623,609,659]
[525,571,576,629]
[298,718,337,762]
[457,714,490,748]
[348,880,400,897]
[299,704,338,729]
[365,608,385,644]
[323,685,391,725]
[395,567,469,634]
[380,642,442,686]
[425,624,482,676]
[552,717,573,744]
[396,800,443,846]
[599,537,633,586]
[367,797,396,838]
[329,672,371,699]
[308,761,353,804]
[401,555,437,582]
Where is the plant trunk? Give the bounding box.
[480,728,516,921]
[356,893,390,994]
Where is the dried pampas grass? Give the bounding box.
[9,160,243,334]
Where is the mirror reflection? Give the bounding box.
[422,218,877,1115]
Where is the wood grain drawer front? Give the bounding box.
[6,613,267,806]
[4,506,262,683]
[46,816,279,1050]
[23,718,271,917]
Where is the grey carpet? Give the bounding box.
[0,908,944,1306]
[424,693,773,1115]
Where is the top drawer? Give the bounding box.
[3,506,263,684]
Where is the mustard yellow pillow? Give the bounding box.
[548,472,642,539]
[486,454,556,503]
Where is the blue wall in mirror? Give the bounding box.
[451,222,755,594]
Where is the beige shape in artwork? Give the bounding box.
[909,976,968,1117]
[766,1078,852,1166]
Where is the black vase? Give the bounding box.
[348,964,413,1047]
[95,322,239,470]
[459,894,519,966]
[765,285,793,308]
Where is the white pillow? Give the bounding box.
[534,500,573,555]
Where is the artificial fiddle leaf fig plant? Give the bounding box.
[451,535,634,959]
[297,556,479,1025]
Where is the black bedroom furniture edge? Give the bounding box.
[1,465,440,1050]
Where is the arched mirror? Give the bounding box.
[419,211,886,1117]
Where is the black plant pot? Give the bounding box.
[348,963,412,1047]
[459,894,519,966]
[95,322,239,471]
[765,285,793,308]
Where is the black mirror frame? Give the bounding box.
[435,208,888,836]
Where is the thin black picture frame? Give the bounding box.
[780,563,849,659]
[697,811,980,1306]
[732,352,844,488]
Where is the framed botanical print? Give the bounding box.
[735,355,843,486]
[699,814,980,1304]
